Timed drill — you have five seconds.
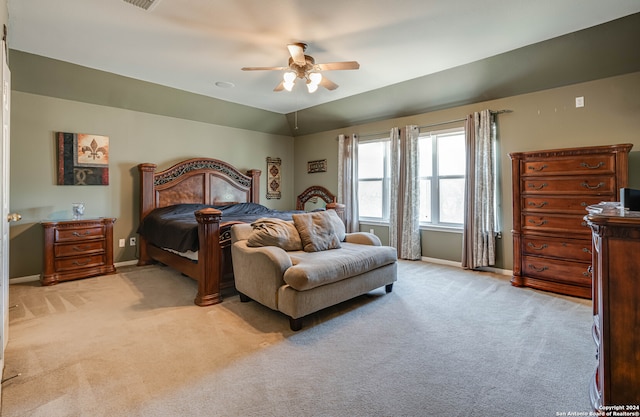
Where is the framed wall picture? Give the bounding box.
[307,159,327,174]
[56,132,110,185]
[266,157,281,199]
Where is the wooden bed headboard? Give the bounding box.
[296,185,346,224]
[296,185,337,210]
[139,158,262,220]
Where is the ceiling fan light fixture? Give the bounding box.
[307,81,319,93]
[283,81,295,92]
[283,71,296,83]
[308,72,322,85]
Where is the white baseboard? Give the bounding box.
[420,257,512,276]
[9,259,140,284]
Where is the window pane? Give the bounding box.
[418,137,432,177]
[438,134,465,176]
[358,180,383,218]
[439,178,465,224]
[358,142,385,178]
[419,179,431,222]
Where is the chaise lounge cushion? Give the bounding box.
[283,242,397,291]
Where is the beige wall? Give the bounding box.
[9,92,294,277]
[294,71,640,270]
[7,45,640,277]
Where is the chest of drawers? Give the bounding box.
[586,212,640,409]
[41,217,116,285]
[509,144,631,298]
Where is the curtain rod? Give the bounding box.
[417,109,512,130]
[355,109,513,138]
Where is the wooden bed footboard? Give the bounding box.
[137,159,261,306]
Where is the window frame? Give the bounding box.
[357,137,391,223]
[418,127,466,231]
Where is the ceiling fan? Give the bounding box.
[241,43,360,93]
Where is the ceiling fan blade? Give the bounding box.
[242,66,287,71]
[273,81,285,92]
[287,43,306,66]
[316,61,360,71]
[319,76,339,91]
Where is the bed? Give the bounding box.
[137,157,344,307]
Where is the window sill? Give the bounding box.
[419,224,463,234]
[359,220,389,227]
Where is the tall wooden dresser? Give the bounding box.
[586,211,640,409]
[509,144,632,298]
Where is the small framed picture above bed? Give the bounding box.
[307,159,327,174]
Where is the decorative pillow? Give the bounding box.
[292,211,342,252]
[325,209,346,241]
[246,218,302,251]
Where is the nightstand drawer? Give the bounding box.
[55,254,106,273]
[55,226,105,242]
[54,240,105,257]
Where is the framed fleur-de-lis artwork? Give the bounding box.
[56,132,110,185]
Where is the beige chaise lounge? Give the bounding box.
[230,210,398,330]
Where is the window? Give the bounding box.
[418,128,466,228]
[357,139,390,221]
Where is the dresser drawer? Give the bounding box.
[522,196,613,214]
[54,240,105,257]
[55,226,105,242]
[55,254,106,273]
[521,155,615,176]
[522,213,590,235]
[522,236,592,262]
[523,176,615,195]
[522,255,591,286]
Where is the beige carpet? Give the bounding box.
[2,261,594,417]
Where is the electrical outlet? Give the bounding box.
[118,238,125,248]
[369,229,375,234]
[575,96,584,108]
[130,237,136,246]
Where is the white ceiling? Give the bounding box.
[8,0,640,115]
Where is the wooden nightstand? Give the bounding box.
[41,217,116,285]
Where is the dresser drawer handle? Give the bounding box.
[580,182,605,190]
[582,247,592,255]
[528,219,547,226]
[72,245,91,252]
[72,231,91,237]
[580,162,604,169]
[527,164,548,171]
[72,260,90,266]
[580,202,588,207]
[528,264,548,273]
[527,201,548,208]
[583,269,592,277]
[527,183,547,190]
[527,242,548,250]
